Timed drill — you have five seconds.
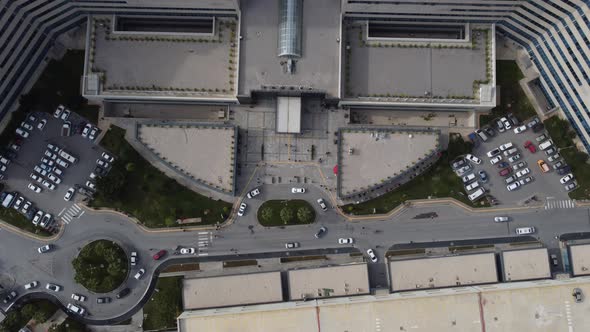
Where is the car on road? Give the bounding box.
[38,244,53,253]
[507,182,521,191]
[524,141,536,153]
[237,202,247,216]
[101,152,115,163]
[508,154,521,163]
[478,170,488,183]
[45,283,61,292]
[499,168,511,177]
[53,105,65,118]
[560,173,574,184]
[97,297,111,304]
[573,288,584,303]
[71,293,86,302]
[511,161,527,171]
[513,125,527,134]
[516,168,531,178]
[37,119,47,130]
[24,281,38,290]
[131,252,138,266]
[314,226,327,239]
[338,238,354,244]
[500,117,512,130]
[134,268,146,280]
[565,181,578,192]
[3,291,17,304]
[116,288,131,299]
[180,248,195,255]
[499,142,514,151]
[494,216,510,223]
[317,198,327,211]
[515,226,535,235]
[153,250,167,260]
[291,187,305,194]
[27,183,41,193]
[247,188,260,199]
[64,188,75,201]
[518,176,534,186]
[490,155,502,165]
[486,148,501,158]
[67,303,85,316]
[465,154,481,164]
[366,249,378,263]
[285,242,300,249]
[537,160,550,173]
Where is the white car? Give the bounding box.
[60,109,71,121]
[53,105,65,118]
[501,117,512,130]
[21,122,34,131]
[494,216,510,222]
[237,202,247,216]
[101,152,115,162]
[86,181,96,190]
[490,155,503,165]
[518,176,534,186]
[506,182,521,191]
[317,198,327,211]
[32,210,43,226]
[131,252,138,266]
[30,173,42,183]
[560,173,574,184]
[465,154,481,165]
[41,157,55,167]
[42,180,56,191]
[89,127,99,140]
[66,303,85,316]
[499,142,514,151]
[247,188,260,199]
[513,125,527,134]
[96,159,110,168]
[48,173,61,184]
[516,227,535,235]
[366,249,378,263]
[71,293,86,302]
[82,123,92,138]
[15,127,29,138]
[56,158,69,168]
[134,268,146,280]
[24,281,38,290]
[515,168,530,178]
[291,187,305,194]
[338,238,354,244]
[46,283,61,292]
[486,148,501,158]
[38,244,52,253]
[180,248,196,255]
[37,119,47,130]
[28,183,42,193]
[64,187,75,201]
[508,154,521,163]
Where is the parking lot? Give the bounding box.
[454,115,575,206]
[0,107,112,231]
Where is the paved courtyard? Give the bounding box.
[339,129,439,196]
[137,123,236,193]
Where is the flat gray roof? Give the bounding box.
[276,96,302,133]
[570,244,590,276]
[389,253,498,291]
[501,248,551,282]
[238,0,340,98]
[287,264,370,300]
[182,272,283,310]
[344,23,490,99]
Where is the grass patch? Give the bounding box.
[257,199,315,226]
[0,206,51,237]
[89,125,232,228]
[72,240,128,293]
[385,248,427,258]
[143,276,183,331]
[162,263,200,273]
[280,255,327,263]
[479,60,537,127]
[342,134,487,215]
[49,318,87,332]
[0,300,58,332]
[544,117,590,200]
[448,244,494,252]
[223,259,258,268]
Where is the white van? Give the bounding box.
[58,150,77,164]
[465,181,480,192]
[539,140,554,151]
[468,188,486,202]
[516,226,536,235]
[503,147,518,157]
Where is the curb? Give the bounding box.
[0,218,64,242]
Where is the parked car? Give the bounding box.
[366,249,378,263]
[499,142,514,151]
[486,148,501,158]
[42,180,56,191]
[247,188,260,199]
[15,128,29,138]
[314,226,327,238]
[499,168,512,177]
[3,291,17,304]
[153,250,167,260]
[285,242,300,249]
[545,147,557,156]
[508,154,521,163]
[505,175,517,185]
[96,159,110,169]
[516,168,531,178]
[536,133,548,142]
[507,182,521,191]
[32,210,43,226]
[552,161,565,170]
[465,181,480,192]
[101,152,115,162]
[548,154,561,163]
[503,148,518,157]
[516,226,536,235]
[317,198,327,211]
[237,202,247,216]
[500,117,512,130]
[85,181,96,190]
[511,161,527,171]
[573,288,584,303]
[89,127,99,140]
[513,125,527,134]
[451,158,467,169]
[497,161,509,169]
[462,173,476,184]
[490,155,503,165]
[28,183,42,193]
[483,126,495,137]
[537,160,550,173]
[21,122,34,131]
[82,123,92,138]
[524,141,536,153]
[47,173,61,184]
[60,109,71,121]
[532,123,545,133]
[291,187,305,194]
[495,119,505,132]
[478,170,488,183]
[40,213,53,228]
[37,119,47,130]
[518,176,534,186]
[557,166,572,175]
[560,173,574,184]
[53,105,65,118]
[565,181,578,192]
[338,238,354,244]
[465,154,481,164]
[527,117,540,128]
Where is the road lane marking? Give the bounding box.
[58,207,66,216]
[198,253,209,256]
[78,211,85,218]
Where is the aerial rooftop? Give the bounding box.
[569,244,590,276]
[501,248,551,282]
[287,264,370,300]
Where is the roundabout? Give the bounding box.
[72,240,128,293]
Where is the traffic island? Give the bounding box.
[72,240,128,293]
[257,200,316,226]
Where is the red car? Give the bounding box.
[524,141,536,153]
[153,250,167,260]
[499,168,512,177]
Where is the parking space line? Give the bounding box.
[78,211,85,218]
[58,207,66,217]
[198,253,209,256]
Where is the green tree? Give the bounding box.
[260,207,273,222]
[280,207,294,224]
[296,206,313,223]
[125,162,136,172]
[164,216,176,227]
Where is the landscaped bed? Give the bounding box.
[90,125,232,228]
[342,134,484,215]
[257,200,316,226]
[0,300,58,332]
[142,276,183,331]
[0,206,51,237]
[72,240,128,293]
[479,60,537,127]
[544,117,590,200]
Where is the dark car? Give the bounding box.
[483,126,495,137]
[557,166,572,175]
[2,291,17,304]
[97,297,112,304]
[550,254,559,267]
[478,170,488,183]
[451,158,466,169]
[497,162,509,168]
[153,250,167,260]
[116,288,131,299]
[499,168,512,177]
[532,123,545,133]
[573,288,584,303]
[314,226,327,239]
[507,113,520,125]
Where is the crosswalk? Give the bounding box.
[197,231,212,256]
[545,199,576,210]
[60,204,83,224]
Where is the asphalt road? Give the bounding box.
[1,180,590,323]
